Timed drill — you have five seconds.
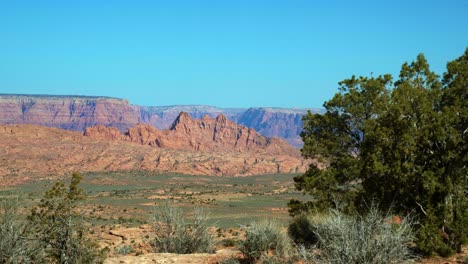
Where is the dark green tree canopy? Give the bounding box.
[291,48,467,256]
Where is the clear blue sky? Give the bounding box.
[0,0,467,108]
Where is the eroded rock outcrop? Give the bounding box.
[84,112,299,156]
[0,124,309,186]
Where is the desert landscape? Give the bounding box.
[1,93,466,263]
[0,111,310,186]
[1,1,467,263]
[0,102,316,263]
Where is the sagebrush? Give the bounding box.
[303,206,415,264]
[0,198,44,264]
[239,220,292,262]
[149,202,214,254]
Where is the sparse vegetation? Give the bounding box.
[0,198,44,263]
[221,238,238,247]
[113,244,134,256]
[302,206,414,264]
[29,172,105,264]
[149,202,214,254]
[0,169,464,263]
[288,213,317,247]
[239,220,292,263]
[221,259,241,264]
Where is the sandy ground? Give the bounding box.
[104,249,240,264]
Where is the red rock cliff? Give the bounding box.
[0,95,139,131]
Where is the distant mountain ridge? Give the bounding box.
[0,94,324,147]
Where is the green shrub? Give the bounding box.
[220,259,240,264]
[29,172,105,264]
[221,238,238,247]
[149,202,214,254]
[114,244,134,256]
[0,198,44,263]
[288,214,317,246]
[292,243,317,264]
[308,206,414,264]
[239,221,292,262]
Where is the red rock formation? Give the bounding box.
[84,112,299,156]
[83,125,125,141]
[0,94,324,148]
[0,124,309,186]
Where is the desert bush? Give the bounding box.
[292,243,317,264]
[239,220,292,262]
[149,202,214,254]
[0,198,44,264]
[308,206,414,264]
[30,172,105,264]
[220,259,241,264]
[258,254,288,264]
[221,238,238,247]
[288,214,317,247]
[114,244,134,256]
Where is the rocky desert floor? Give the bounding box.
[104,248,468,264]
[2,171,466,264]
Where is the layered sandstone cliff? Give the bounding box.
[0,94,139,131]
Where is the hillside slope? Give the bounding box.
[0,124,308,186]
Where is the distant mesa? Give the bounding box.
[0,93,138,132]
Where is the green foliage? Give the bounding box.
[220,259,241,264]
[291,49,468,256]
[259,254,292,264]
[288,214,317,246]
[0,199,44,264]
[221,238,238,247]
[149,202,214,254]
[239,221,292,262]
[300,206,414,264]
[30,172,105,264]
[113,244,134,256]
[293,244,317,264]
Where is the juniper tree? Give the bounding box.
[290,49,467,256]
[30,172,105,264]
